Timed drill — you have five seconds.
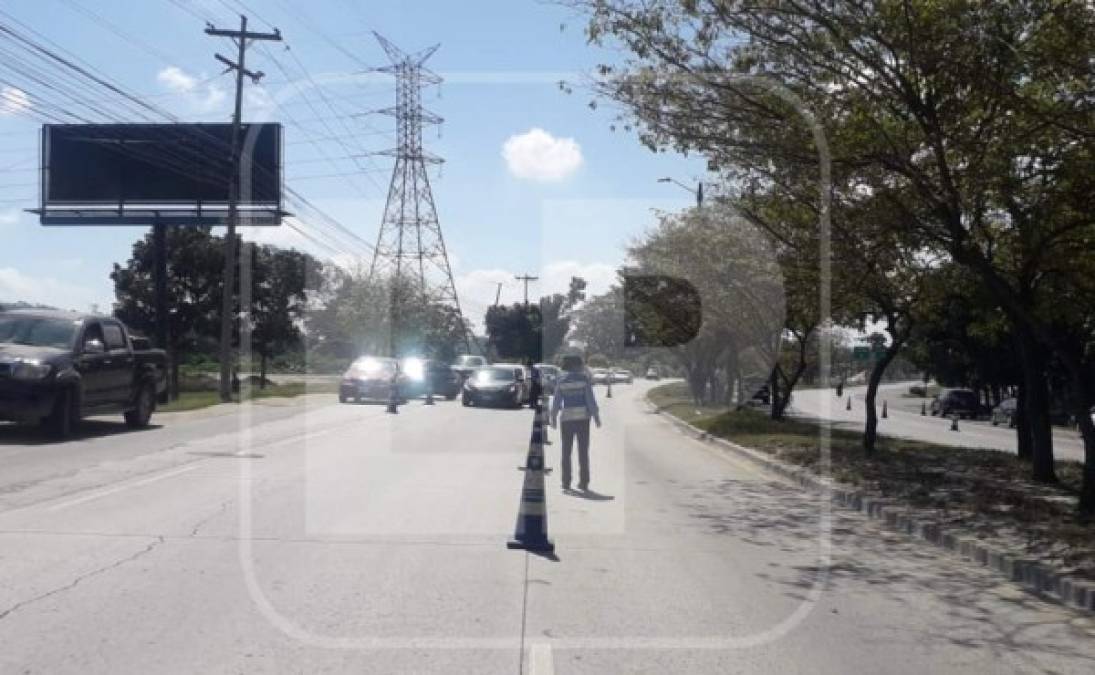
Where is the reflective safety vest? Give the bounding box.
[552,372,598,422]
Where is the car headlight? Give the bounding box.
[12,360,52,380]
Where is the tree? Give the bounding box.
[575,0,1095,510]
[249,245,322,387]
[111,227,225,397]
[485,302,541,362]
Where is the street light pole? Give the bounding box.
[658,177,704,207]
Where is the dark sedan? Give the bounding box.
[400,357,461,400]
[930,388,984,419]
[461,364,530,408]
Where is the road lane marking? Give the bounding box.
[528,642,554,675]
[45,464,199,512]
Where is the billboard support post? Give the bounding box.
[205,15,282,402]
[153,221,170,402]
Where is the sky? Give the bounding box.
[0,0,704,326]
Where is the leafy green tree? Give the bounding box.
[574,0,1095,510]
[111,227,225,397]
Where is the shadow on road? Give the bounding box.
[677,476,1095,663]
[564,488,616,501]
[0,420,163,446]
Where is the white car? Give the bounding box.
[611,369,633,384]
[590,368,610,385]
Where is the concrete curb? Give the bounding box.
[646,398,1095,615]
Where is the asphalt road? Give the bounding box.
[1,382,1093,673]
[792,382,1088,463]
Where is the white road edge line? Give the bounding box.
[528,642,554,675]
[46,464,199,512]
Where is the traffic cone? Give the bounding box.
[950,415,959,432]
[881,400,888,418]
[921,402,927,416]
[507,413,554,553]
[846,396,852,411]
[386,375,399,414]
[606,378,613,399]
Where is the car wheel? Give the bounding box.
[43,387,76,439]
[991,418,998,427]
[338,393,348,404]
[462,395,471,407]
[124,382,155,428]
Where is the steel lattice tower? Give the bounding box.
[369,33,471,352]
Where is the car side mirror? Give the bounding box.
[83,338,105,355]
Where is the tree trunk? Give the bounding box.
[1017,330,1057,482]
[769,367,781,420]
[1068,375,1095,516]
[170,356,180,401]
[863,342,901,455]
[1015,382,1032,461]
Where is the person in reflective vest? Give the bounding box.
[550,354,602,491]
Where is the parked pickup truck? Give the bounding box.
[0,310,167,437]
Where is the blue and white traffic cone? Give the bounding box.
[508,411,554,553]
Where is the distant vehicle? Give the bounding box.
[450,354,488,382]
[751,384,771,405]
[533,363,561,395]
[461,364,529,408]
[645,366,661,380]
[991,398,1017,428]
[0,310,167,438]
[590,368,610,385]
[610,369,633,384]
[339,356,406,404]
[930,388,983,419]
[399,357,461,400]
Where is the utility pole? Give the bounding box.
[494,281,503,307]
[206,15,281,402]
[515,274,538,307]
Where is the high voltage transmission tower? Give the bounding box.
[367,32,472,353]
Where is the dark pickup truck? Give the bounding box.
[0,310,167,437]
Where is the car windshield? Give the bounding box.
[0,315,79,349]
[473,367,514,383]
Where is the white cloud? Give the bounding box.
[502,128,583,182]
[157,66,197,92]
[156,65,226,113]
[0,267,102,312]
[0,86,31,116]
[540,260,618,299]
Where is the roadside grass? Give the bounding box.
[648,382,1095,580]
[159,382,336,413]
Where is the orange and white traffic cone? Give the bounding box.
[507,411,554,553]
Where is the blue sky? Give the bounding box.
[0,0,703,320]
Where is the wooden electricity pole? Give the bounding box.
[205,15,281,402]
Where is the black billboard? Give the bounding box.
[41,123,282,207]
